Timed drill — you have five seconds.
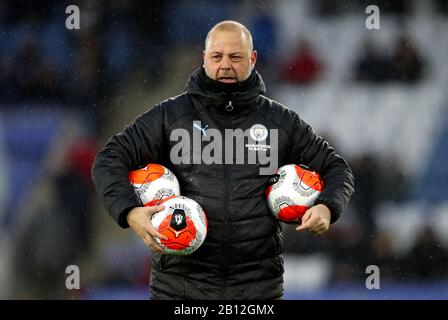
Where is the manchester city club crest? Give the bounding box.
[249,124,268,142]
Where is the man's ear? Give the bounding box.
[251,50,257,69]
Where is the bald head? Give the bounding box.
[205,20,254,53]
[203,21,257,83]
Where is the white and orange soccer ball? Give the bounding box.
[129,163,180,206]
[151,196,208,256]
[265,164,324,223]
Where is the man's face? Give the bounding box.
[203,30,257,83]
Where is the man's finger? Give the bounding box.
[296,219,313,231]
[142,232,166,253]
[144,205,165,216]
[147,221,168,241]
[296,222,309,231]
[140,205,168,240]
[296,210,314,231]
[301,209,315,224]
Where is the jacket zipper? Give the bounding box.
[225,100,234,112]
[220,162,230,298]
[220,97,233,298]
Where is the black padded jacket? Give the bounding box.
[91,67,355,299]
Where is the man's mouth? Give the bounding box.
[218,77,237,83]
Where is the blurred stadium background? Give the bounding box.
[1,0,448,299]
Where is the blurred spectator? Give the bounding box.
[368,231,402,281]
[326,225,369,283]
[66,33,101,106]
[68,138,98,188]
[15,39,64,102]
[55,137,98,253]
[353,40,392,83]
[281,39,323,85]
[312,0,352,17]
[379,155,409,203]
[3,1,57,25]
[251,12,278,67]
[131,0,169,78]
[327,228,403,284]
[249,8,279,85]
[0,119,8,229]
[0,54,17,103]
[359,0,413,16]
[0,119,9,299]
[313,0,413,17]
[12,136,97,298]
[354,36,425,85]
[404,227,448,280]
[435,0,448,15]
[390,35,425,84]
[350,153,409,235]
[350,154,382,235]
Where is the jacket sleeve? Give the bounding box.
[91,104,166,228]
[286,112,355,223]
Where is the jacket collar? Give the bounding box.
[185,67,266,115]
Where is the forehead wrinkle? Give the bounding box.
[206,31,251,53]
[208,50,245,55]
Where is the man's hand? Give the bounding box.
[296,204,331,235]
[127,205,168,253]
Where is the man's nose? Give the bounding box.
[220,57,232,69]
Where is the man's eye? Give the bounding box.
[212,56,221,59]
[231,56,242,61]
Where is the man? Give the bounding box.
[92,20,355,299]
